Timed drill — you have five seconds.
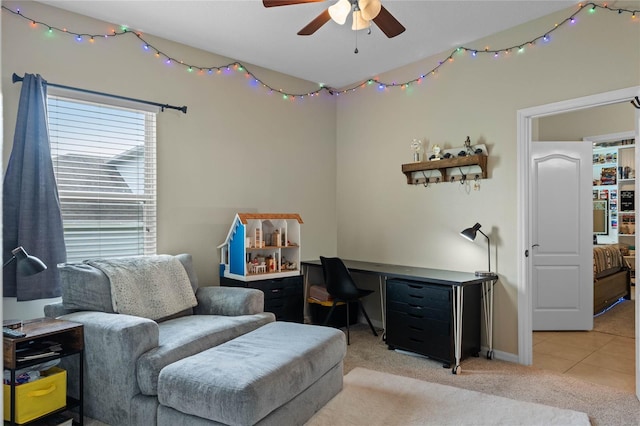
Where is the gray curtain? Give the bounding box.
[3,73,67,300]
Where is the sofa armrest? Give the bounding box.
[56,311,159,425]
[44,301,79,318]
[194,286,264,316]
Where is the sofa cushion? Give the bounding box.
[136,312,275,395]
[59,254,197,313]
[59,263,114,313]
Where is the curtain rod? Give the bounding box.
[12,73,187,114]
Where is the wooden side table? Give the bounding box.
[3,317,84,425]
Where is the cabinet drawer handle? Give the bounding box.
[28,384,56,397]
[409,337,424,343]
[409,313,423,319]
[408,284,423,289]
[408,304,422,309]
[409,326,423,332]
[409,294,423,299]
[271,289,282,293]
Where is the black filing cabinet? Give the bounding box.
[220,275,304,323]
[385,278,481,367]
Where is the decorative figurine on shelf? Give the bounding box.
[464,136,473,155]
[429,144,442,161]
[410,138,423,162]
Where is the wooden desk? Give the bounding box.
[301,259,497,374]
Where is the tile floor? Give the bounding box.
[532,289,636,393]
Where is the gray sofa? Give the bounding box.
[44,254,276,425]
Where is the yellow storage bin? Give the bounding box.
[3,367,67,424]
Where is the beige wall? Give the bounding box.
[334,4,640,356]
[537,102,635,141]
[2,1,639,357]
[1,1,338,319]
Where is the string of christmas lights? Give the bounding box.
[2,2,638,99]
[337,2,639,95]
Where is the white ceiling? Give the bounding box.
[38,0,581,89]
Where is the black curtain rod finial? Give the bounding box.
[631,96,640,109]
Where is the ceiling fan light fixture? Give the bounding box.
[358,0,381,21]
[351,10,371,30]
[328,0,351,25]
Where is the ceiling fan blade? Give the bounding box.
[297,9,331,36]
[263,0,325,7]
[372,5,405,38]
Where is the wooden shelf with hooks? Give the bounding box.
[401,154,487,185]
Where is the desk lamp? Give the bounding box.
[460,223,493,277]
[3,246,47,276]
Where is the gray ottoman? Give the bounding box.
[157,321,346,426]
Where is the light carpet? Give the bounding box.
[305,367,590,426]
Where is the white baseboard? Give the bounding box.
[481,345,519,363]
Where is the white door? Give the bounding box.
[531,141,593,330]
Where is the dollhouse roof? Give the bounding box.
[236,213,303,224]
[217,213,303,248]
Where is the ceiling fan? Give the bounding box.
[263,0,406,38]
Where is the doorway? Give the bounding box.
[516,86,640,399]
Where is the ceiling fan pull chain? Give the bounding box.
[354,22,359,53]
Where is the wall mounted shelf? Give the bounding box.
[402,154,488,185]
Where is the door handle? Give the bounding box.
[525,244,540,257]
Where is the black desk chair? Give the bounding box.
[320,256,378,344]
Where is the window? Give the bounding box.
[47,92,157,262]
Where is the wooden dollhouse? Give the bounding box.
[218,213,303,281]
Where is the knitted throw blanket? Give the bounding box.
[87,255,197,320]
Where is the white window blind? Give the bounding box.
[47,94,157,262]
